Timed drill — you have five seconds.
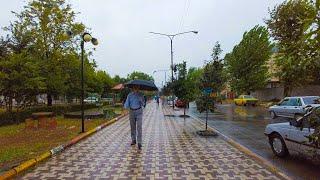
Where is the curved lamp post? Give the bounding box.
[149,31,198,109]
[80,33,98,133]
[153,69,170,87]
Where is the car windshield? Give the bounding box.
[303,97,320,105]
[243,95,254,99]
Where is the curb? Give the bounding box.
[188,113,291,180]
[0,112,128,180]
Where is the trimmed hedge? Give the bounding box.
[0,104,97,126]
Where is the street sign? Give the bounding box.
[203,87,213,95]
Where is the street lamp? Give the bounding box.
[153,69,170,86]
[80,32,98,133]
[149,31,198,109]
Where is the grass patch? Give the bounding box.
[0,107,125,173]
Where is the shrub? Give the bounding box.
[0,104,97,126]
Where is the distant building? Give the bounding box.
[251,48,320,101]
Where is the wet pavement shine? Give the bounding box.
[188,102,320,180]
[21,103,282,179]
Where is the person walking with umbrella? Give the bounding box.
[124,80,158,150]
[124,85,145,150]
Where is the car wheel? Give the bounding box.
[270,111,277,119]
[269,133,288,157]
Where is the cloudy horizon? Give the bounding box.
[0,0,284,87]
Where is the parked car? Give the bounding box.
[265,106,320,159]
[175,99,186,108]
[84,97,99,104]
[234,95,258,106]
[269,96,320,119]
[167,96,176,107]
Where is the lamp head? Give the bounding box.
[91,38,98,46]
[192,31,198,34]
[83,33,92,42]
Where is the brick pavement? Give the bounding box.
[21,103,282,179]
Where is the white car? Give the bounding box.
[265,109,320,159]
[84,97,99,104]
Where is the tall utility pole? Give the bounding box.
[149,31,198,110]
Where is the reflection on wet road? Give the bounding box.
[189,103,320,180]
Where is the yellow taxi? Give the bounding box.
[234,95,258,106]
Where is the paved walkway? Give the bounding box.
[22,103,281,179]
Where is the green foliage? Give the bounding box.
[305,108,320,147]
[196,42,225,113]
[187,67,203,96]
[225,26,272,94]
[171,61,198,105]
[0,0,116,110]
[5,0,87,106]
[127,71,154,81]
[0,48,45,112]
[195,95,215,113]
[0,27,33,112]
[266,0,319,95]
[0,104,97,126]
[113,75,127,84]
[87,70,114,95]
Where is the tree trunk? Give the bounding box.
[8,96,13,113]
[47,93,53,106]
[184,107,186,116]
[283,84,292,97]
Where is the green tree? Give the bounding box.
[266,0,318,96]
[196,42,225,113]
[0,27,45,113]
[113,75,127,84]
[195,42,226,134]
[171,61,197,116]
[186,67,203,97]
[127,71,154,81]
[225,26,272,94]
[95,70,115,95]
[0,51,45,113]
[6,0,87,106]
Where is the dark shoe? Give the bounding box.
[138,144,142,150]
[131,141,136,146]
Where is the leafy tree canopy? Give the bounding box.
[225,26,272,94]
[127,71,154,81]
[266,0,319,95]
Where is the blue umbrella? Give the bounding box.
[125,79,158,91]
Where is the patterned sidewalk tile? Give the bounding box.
[21,104,282,180]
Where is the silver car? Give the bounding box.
[269,96,320,119]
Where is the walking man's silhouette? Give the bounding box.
[124,85,145,150]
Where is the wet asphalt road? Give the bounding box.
[188,102,320,180]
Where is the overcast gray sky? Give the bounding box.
[0,0,284,87]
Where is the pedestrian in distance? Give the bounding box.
[156,96,160,106]
[124,85,145,150]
